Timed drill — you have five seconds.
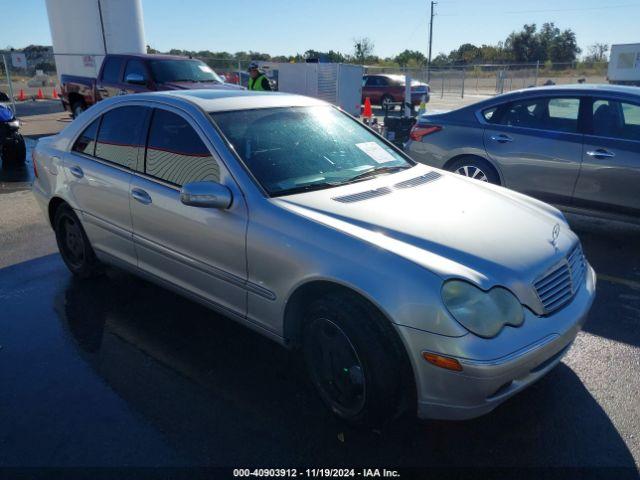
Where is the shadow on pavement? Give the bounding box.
[40,264,635,469]
[569,216,640,348]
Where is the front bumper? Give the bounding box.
[396,264,596,420]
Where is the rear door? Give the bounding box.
[573,96,640,219]
[129,107,248,316]
[65,106,149,265]
[482,95,584,206]
[96,56,126,100]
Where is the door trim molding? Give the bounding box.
[133,233,276,301]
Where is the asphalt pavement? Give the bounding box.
[0,190,638,478]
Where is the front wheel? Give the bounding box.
[302,292,410,426]
[1,133,26,166]
[53,204,102,278]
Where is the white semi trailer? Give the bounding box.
[45,0,146,80]
[608,43,640,86]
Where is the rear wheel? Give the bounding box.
[447,156,500,185]
[71,101,86,119]
[53,204,102,278]
[380,94,394,110]
[302,291,410,426]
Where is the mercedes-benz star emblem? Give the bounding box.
[551,223,561,246]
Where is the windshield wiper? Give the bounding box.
[272,182,339,197]
[343,165,412,184]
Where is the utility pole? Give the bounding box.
[427,1,437,83]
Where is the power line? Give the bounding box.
[437,3,639,16]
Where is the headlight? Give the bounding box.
[441,280,524,338]
[8,119,19,128]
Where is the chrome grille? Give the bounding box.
[534,243,586,314]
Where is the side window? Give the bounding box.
[378,76,390,86]
[72,118,100,156]
[95,106,148,169]
[145,109,220,186]
[499,97,579,132]
[593,99,640,141]
[365,76,378,87]
[124,60,147,82]
[482,106,499,123]
[101,57,124,83]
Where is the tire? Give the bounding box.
[380,94,394,110]
[301,291,411,426]
[1,133,26,166]
[447,156,500,185]
[71,101,86,119]
[53,204,102,278]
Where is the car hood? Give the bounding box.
[273,165,578,313]
[159,81,244,90]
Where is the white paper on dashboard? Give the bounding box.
[355,142,396,164]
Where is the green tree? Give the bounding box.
[353,37,375,64]
[395,49,426,67]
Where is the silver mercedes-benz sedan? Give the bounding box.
[405,85,640,225]
[32,90,595,425]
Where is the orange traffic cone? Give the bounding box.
[18,89,26,101]
[37,88,44,100]
[363,97,372,118]
[52,88,59,99]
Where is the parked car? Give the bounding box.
[362,74,429,108]
[0,103,26,166]
[60,53,244,118]
[32,90,595,425]
[406,84,640,225]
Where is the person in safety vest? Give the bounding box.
[247,62,272,91]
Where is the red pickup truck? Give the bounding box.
[61,53,243,117]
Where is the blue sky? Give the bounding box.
[4,0,640,58]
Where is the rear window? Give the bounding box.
[95,106,148,169]
[101,57,123,83]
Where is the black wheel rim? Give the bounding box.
[59,214,85,268]
[305,318,366,417]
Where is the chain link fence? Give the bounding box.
[365,62,609,98]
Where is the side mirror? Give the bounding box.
[180,181,232,209]
[125,73,147,85]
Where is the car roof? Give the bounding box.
[124,89,327,112]
[107,53,199,61]
[506,83,640,96]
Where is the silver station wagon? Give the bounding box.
[32,90,596,425]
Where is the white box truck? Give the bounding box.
[608,43,640,86]
[259,62,363,116]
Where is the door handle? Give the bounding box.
[69,166,84,178]
[131,188,152,205]
[490,134,513,143]
[586,149,615,158]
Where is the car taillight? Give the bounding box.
[32,150,38,178]
[409,124,442,142]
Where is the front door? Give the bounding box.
[129,107,248,316]
[483,95,583,207]
[573,97,640,219]
[96,56,126,100]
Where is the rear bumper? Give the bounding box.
[396,264,596,420]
